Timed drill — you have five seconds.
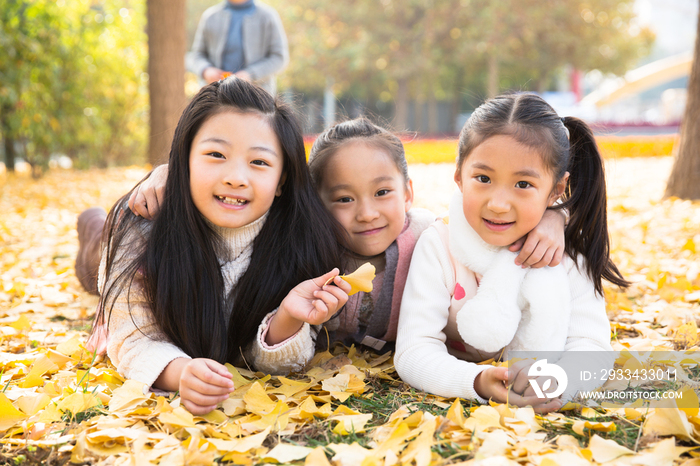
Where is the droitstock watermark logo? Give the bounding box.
[507,350,698,408]
[527,359,568,399]
[578,389,684,402]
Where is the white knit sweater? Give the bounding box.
[394,214,613,403]
[98,214,314,390]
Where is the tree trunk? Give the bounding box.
[665,6,700,200]
[487,54,499,98]
[147,0,186,165]
[394,78,410,130]
[1,107,15,172]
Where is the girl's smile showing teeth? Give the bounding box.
[216,195,248,206]
[189,110,283,230]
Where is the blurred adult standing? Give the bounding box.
[186,0,288,95]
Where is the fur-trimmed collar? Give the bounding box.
[447,192,571,353]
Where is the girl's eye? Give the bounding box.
[516,181,532,189]
[476,175,490,183]
[207,151,225,159]
[336,197,353,203]
[251,159,270,167]
[375,189,390,197]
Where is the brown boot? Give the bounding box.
[75,207,107,294]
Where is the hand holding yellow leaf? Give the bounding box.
[327,262,376,296]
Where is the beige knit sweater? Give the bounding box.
[98,214,314,391]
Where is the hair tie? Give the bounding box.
[561,117,570,140]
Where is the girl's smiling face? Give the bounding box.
[455,135,568,247]
[189,110,284,229]
[319,141,413,257]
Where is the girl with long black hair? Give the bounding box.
[88,78,350,415]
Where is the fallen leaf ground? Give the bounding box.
[1,157,699,465]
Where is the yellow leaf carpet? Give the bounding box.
[1,156,700,465]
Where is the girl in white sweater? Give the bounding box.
[89,78,351,415]
[395,93,629,413]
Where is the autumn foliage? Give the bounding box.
[1,155,700,464]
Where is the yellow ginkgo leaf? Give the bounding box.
[674,321,699,349]
[16,393,51,416]
[263,444,313,463]
[335,262,376,296]
[331,413,373,435]
[56,392,101,418]
[10,314,32,332]
[18,355,58,388]
[0,393,27,431]
[159,406,196,428]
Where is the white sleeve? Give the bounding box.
[564,255,613,352]
[107,293,191,391]
[247,310,316,375]
[395,228,490,402]
[557,255,614,401]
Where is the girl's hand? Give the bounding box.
[474,366,563,414]
[266,268,351,345]
[178,358,234,415]
[509,209,566,268]
[128,164,168,219]
[506,359,564,414]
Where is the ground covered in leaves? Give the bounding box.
[1,157,700,465]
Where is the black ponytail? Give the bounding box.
[457,93,629,295]
[561,117,629,294]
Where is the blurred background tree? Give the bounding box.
[0,0,147,173]
[665,0,700,200]
[147,0,186,165]
[1,0,655,171]
[268,0,653,131]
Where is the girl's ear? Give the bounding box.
[404,179,414,212]
[548,171,569,206]
[454,168,464,192]
[275,172,287,197]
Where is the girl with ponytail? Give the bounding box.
[395,92,628,413]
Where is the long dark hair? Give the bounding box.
[457,92,629,295]
[308,117,410,189]
[95,78,345,363]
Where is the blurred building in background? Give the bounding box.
[548,0,697,134]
